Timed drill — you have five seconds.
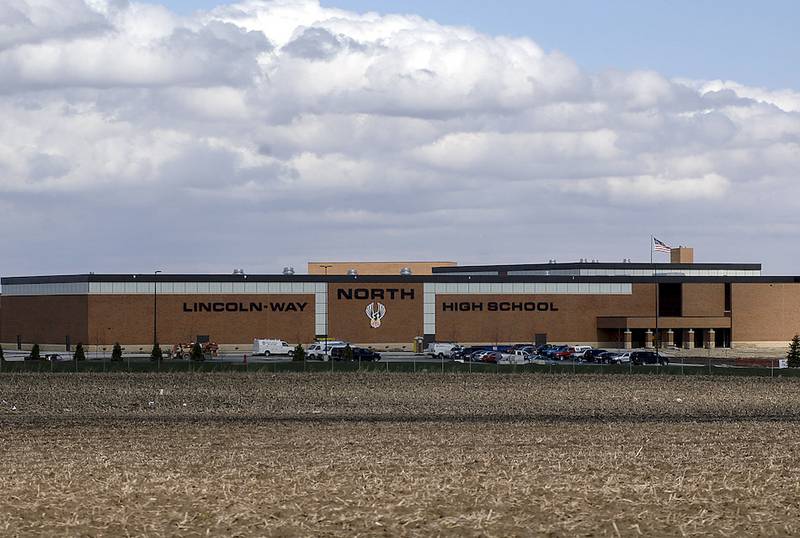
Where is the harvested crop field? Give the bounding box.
[2,373,800,536]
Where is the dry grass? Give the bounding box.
[2,373,800,536]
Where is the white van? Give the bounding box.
[252,339,293,357]
[425,343,461,358]
[306,341,348,361]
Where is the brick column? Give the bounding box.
[704,328,716,349]
[645,329,654,349]
[665,329,674,347]
[623,330,632,350]
[684,329,694,349]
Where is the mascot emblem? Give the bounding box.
[365,302,386,329]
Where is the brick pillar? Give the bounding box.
[645,329,654,349]
[665,329,674,347]
[623,330,632,350]
[705,328,716,349]
[684,329,694,349]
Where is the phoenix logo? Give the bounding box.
[365,302,386,328]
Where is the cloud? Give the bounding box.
[0,0,798,275]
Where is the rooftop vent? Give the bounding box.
[400,267,412,276]
[347,268,358,277]
[232,268,245,275]
[282,266,295,276]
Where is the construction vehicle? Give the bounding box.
[170,342,219,360]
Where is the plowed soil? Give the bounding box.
[2,373,800,536]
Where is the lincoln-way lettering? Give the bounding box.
[337,288,415,300]
[183,302,308,313]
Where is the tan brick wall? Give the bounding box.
[0,295,88,347]
[308,261,456,275]
[682,283,725,317]
[732,283,800,342]
[88,294,315,346]
[435,284,656,343]
[327,283,423,344]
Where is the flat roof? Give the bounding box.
[433,262,762,273]
[2,273,799,285]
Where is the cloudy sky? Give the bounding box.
[1,0,799,276]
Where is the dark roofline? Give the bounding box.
[3,273,799,286]
[433,262,762,273]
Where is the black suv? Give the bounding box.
[331,347,381,362]
[582,349,608,363]
[631,351,668,365]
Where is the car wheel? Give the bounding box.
[263,351,270,357]
[438,353,445,359]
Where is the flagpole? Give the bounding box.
[652,235,657,352]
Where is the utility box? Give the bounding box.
[413,336,424,353]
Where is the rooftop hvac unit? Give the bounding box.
[232,268,245,275]
[400,267,412,276]
[347,268,358,277]
[282,266,295,276]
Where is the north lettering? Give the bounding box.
[337,288,416,301]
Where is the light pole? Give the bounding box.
[154,270,162,370]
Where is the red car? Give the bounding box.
[553,346,573,360]
[481,351,503,363]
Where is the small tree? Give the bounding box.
[788,335,800,368]
[30,344,41,360]
[343,343,353,362]
[292,343,305,362]
[111,342,123,362]
[73,343,86,361]
[150,343,164,362]
[190,342,205,361]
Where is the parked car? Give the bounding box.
[306,341,348,361]
[598,351,621,364]
[568,345,593,359]
[583,349,608,362]
[552,346,573,360]
[481,351,504,363]
[609,352,632,364]
[452,346,483,361]
[631,351,668,365]
[498,350,531,365]
[470,350,491,362]
[536,344,557,355]
[330,346,381,362]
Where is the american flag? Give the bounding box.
[653,237,672,253]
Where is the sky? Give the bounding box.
[1,0,799,276]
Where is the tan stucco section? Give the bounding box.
[88,294,315,346]
[682,283,725,316]
[327,283,423,344]
[308,261,455,275]
[435,284,657,343]
[732,283,800,342]
[0,295,88,347]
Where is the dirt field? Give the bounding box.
[2,373,800,536]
